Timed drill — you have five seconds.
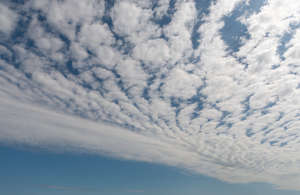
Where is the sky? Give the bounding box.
[1,144,300,195]
[1,0,300,194]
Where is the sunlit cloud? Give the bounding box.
[1,0,300,190]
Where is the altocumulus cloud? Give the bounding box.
[1,0,300,190]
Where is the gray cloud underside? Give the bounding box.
[1,0,300,190]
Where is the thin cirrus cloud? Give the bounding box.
[1,0,300,191]
[44,185,95,191]
[42,184,143,193]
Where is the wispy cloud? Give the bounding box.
[43,185,145,193]
[1,0,300,191]
[41,184,97,192]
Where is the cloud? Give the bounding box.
[1,0,300,191]
[43,184,144,193]
[0,3,18,35]
[43,185,96,192]
[0,92,203,169]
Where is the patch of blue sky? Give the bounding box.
[142,75,156,102]
[66,60,80,75]
[240,94,253,117]
[0,45,21,70]
[216,110,232,130]
[246,128,255,137]
[1,145,300,195]
[9,0,27,4]
[277,31,294,61]
[191,0,216,49]
[102,0,134,55]
[4,7,75,77]
[152,0,177,27]
[220,0,267,53]
[188,87,207,119]
[101,0,114,28]
[4,10,30,46]
[0,45,13,64]
[277,22,300,61]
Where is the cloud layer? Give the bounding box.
[1,0,300,190]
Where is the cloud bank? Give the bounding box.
[1,0,300,190]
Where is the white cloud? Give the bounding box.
[0,94,194,165]
[284,29,300,66]
[0,3,18,35]
[132,38,170,69]
[78,22,114,49]
[162,68,201,99]
[112,1,144,36]
[1,0,300,191]
[111,1,160,44]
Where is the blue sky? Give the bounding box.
[1,144,300,195]
[1,0,300,193]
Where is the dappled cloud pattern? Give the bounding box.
[1,0,300,190]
